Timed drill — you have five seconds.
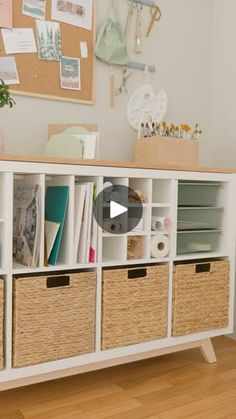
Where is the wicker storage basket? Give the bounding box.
[0,279,4,369]
[13,272,96,368]
[102,265,168,350]
[127,236,145,260]
[172,260,229,337]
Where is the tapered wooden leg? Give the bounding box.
[200,338,217,364]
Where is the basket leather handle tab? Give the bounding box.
[47,276,70,288]
[128,269,147,279]
[195,263,211,274]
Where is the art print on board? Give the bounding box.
[22,0,46,19]
[36,20,62,61]
[51,0,93,31]
[0,0,13,28]
[0,57,19,85]
[60,56,81,90]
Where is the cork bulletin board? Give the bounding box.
[0,1,95,104]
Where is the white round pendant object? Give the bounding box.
[127,84,168,131]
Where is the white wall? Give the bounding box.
[201,0,236,167]
[1,0,213,162]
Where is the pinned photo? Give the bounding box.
[36,20,62,61]
[23,0,46,20]
[60,56,81,90]
[0,57,19,85]
[51,0,93,31]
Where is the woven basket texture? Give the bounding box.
[13,272,96,368]
[173,260,229,337]
[102,265,168,350]
[127,236,145,260]
[0,279,4,370]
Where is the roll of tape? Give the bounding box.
[151,216,172,233]
[150,235,170,258]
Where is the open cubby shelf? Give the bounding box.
[0,161,234,390]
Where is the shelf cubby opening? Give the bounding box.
[45,175,73,267]
[0,224,5,271]
[177,207,224,232]
[152,179,173,205]
[178,181,225,208]
[103,177,128,187]
[127,235,149,261]
[151,207,173,233]
[130,207,150,234]
[73,176,100,266]
[13,173,43,270]
[177,231,223,256]
[102,236,126,264]
[129,178,152,204]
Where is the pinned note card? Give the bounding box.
[0,0,13,29]
[2,28,37,54]
[80,41,88,58]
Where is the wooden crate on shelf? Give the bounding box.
[135,136,199,166]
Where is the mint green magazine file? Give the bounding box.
[45,186,69,265]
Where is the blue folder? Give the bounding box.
[45,186,69,265]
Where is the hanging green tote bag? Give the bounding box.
[94,0,129,66]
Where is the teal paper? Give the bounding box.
[45,186,69,265]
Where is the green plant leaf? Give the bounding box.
[0,78,16,109]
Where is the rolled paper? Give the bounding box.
[151,216,172,233]
[150,235,170,258]
[187,242,212,252]
[103,181,113,190]
[103,219,123,234]
[127,236,145,260]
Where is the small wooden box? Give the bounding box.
[135,136,199,166]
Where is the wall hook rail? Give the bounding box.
[126,61,156,73]
[132,0,159,8]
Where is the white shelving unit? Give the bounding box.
[0,158,235,390]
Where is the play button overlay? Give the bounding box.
[110,201,128,219]
[93,184,143,234]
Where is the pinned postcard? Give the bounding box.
[60,56,81,90]
[1,28,37,54]
[0,0,13,29]
[51,0,93,31]
[36,20,62,61]
[23,0,46,20]
[0,57,20,85]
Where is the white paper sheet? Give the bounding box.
[0,57,20,85]
[80,41,88,58]
[1,28,37,54]
[51,0,93,31]
[0,0,13,28]
[45,220,60,260]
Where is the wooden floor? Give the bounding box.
[0,337,236,418]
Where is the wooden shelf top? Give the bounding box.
[0,153,234,174]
